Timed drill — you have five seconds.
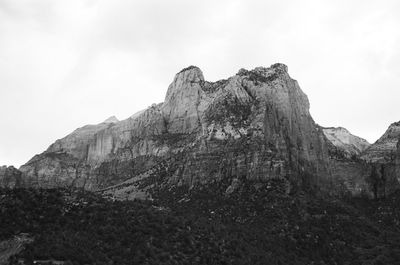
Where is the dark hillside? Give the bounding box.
[1,186,400,265]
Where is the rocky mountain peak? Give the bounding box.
[176,65,204,85]
[162,66,205,133]
[322,126,370,156]
[362,121,400,162]
[386,121,400,135]
[19,62,400,199]
[103,116,119,124]
[390,121,400,127]
[162,63,295,134]
[235,63,290,87]
[177,65,203,76]
[271,63,288,72]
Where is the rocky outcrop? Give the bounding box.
[20,63,400,199]
[161,66,205,133]
[354,122,400,198]
[19,63,333,194]
[20,105,168,189]
[323,127,370,158]
[320,127,370,196]
[361,121,400,163]
[0,166,23,188]
[320,124,400,198]
[396,139,400,184]
[103,116,119,124]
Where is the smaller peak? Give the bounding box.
[322,126,347,131]
[237,68,249,76]
[253,66,270,74]
[271,63,288,72]
[389,121,400,128]
[237,63,289,78]
[178,65,201,74]
[334,126,349,132]
[103,116,119,124]
[130,109,146,119]
[172,65,204,83]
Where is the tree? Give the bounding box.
[367,164,379,200]
[380,164,386,199]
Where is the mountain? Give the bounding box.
[322,123,400,198]
[362,121,400,162]
[19,64,334,195]
[322,127,370,158]
[103,116,119,124]
[14,64,400,199]
[3,64,400,264]
[0,166,23,188]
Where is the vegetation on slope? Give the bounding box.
[0,183,400,265]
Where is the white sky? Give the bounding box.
[1,0,399,167]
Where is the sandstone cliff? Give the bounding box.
[19,64,334,196]
[322,122,400,199]
[319,127,370,196]
[18,63,400,200]
[0,166,23,188]
[361,121,400,162]
[355,122,400,198]
[322,127,370,158]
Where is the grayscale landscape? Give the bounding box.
[1,1,400,264]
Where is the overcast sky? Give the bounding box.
[1,0,399,167]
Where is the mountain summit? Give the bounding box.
[8,64,399,199]
[362,121,400,162]
[103,116,119,124]
[322,127,370,157]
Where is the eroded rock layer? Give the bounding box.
[362,121,400,163]
[322,127,370,158]
[324,123,400,198]
[17,64,400,198]
[0,166,23,188]
[18,64,332,193]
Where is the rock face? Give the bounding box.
[0,166,23,188]
[357,122,400,198]
[361,121,400,162]
[316,122,400,198]
[20,106,168,189]
[161,66,205,133]
[322,122,400,198]
[396,139,400,183]
[320,127,370,196]
[19,63,333,194]
[323,127,370,158]
[19,63,400,199]
[103,116,119,124]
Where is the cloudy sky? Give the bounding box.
[1,0,399,167]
